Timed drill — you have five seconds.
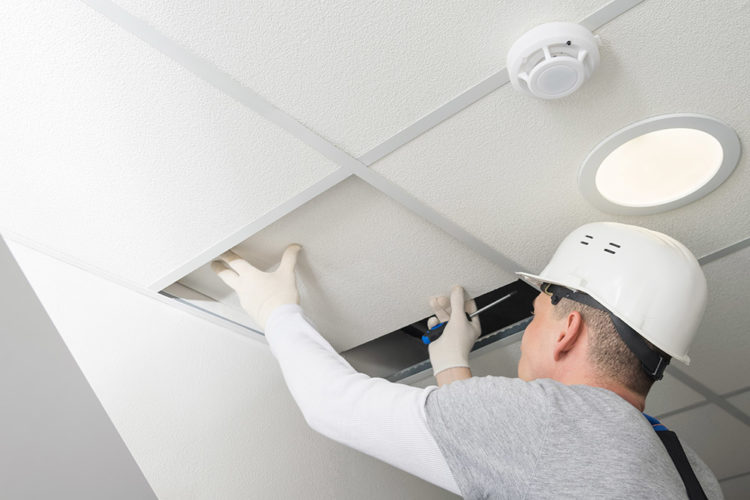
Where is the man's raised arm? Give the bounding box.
[211,246,461,495]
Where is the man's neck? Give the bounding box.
[592,380,646,412]
[556,371,646,412]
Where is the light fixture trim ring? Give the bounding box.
[578,113,741,215]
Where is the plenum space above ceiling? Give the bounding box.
[2,0,750,490]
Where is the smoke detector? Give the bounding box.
[507,22,600,99]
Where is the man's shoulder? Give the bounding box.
[427,375,640,431]
[683,443,724,499]
[425,376,577,423]
[428,375,550,404]
[425,376,551,426]
[432,375,615,400]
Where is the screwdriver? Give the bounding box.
[421,291,517,345]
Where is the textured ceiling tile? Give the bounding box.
[113,0,606,156]
[179,177,517,351]
[679,246,750,394]
[0,2,336,287]
[720,474,750,500]
[644,373,705,417]
[727,390,750,416]
[660,404,750,480]
[371,0,750,273]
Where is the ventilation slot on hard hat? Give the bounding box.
[604,242,621,254]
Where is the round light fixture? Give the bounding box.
[578,114,741,215]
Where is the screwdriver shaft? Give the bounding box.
[469,291,517,318]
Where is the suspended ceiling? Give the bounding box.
[2,0,749,492]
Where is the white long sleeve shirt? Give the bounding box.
[264,304,461,494]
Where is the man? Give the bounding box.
[212,222,722,499]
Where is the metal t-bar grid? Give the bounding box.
[77,0,647,291]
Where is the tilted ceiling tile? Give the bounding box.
[371,0,750,274]
[113,0,606,157]
[0,2,337,288]
[660,404,750,480]
[178,177,517,352]
[679,246,750,394]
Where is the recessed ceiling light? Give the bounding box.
[578,114,741,215]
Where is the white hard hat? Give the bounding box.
[517,222,707,374]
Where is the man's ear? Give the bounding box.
[552,311,584,361]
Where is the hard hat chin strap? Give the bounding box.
[542,284,671,381]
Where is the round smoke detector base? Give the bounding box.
[506,22,600,99]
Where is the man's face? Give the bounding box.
[518,292,556,381]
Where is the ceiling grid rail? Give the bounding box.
[79,0,645,291]
[358,0,645,165]
[667,367,750,428]
[718,470,750,485]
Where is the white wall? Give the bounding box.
[0,236,156,499]
[7,238,458,500]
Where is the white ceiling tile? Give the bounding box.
[727,391,750,416]
[179,176,517,351]
[645,372,706,417]
[660,404,750,480]
[0,2,337,288]
[720,473,750,500]
[113,0,607,156]
[371,0,750,273]
[680,245,750,394]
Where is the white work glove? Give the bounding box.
[427,285,481,376]
[211,244,302,330]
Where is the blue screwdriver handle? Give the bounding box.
[421,312,472,345]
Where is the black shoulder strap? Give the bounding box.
[655,430,708,500]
